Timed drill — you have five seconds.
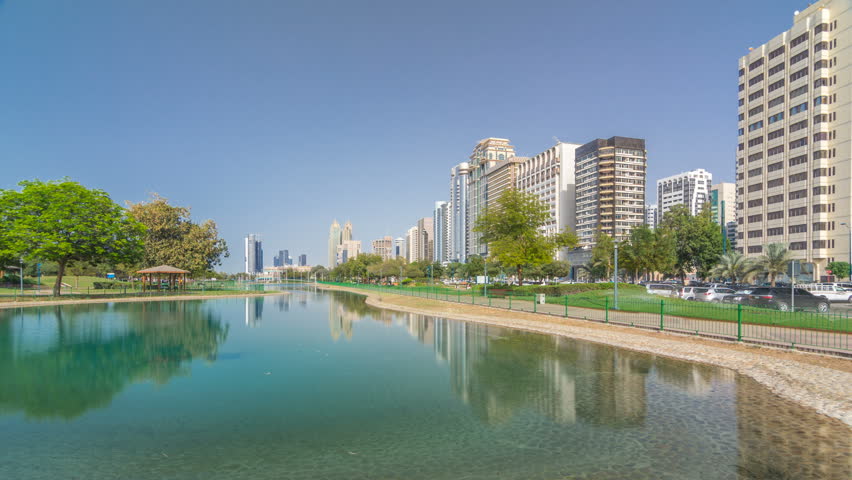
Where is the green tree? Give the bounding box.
[0,180,145,296]
[311,265,329,280]
[541,261,571,280]
[619,225,657,282]
[658,204,723,280]
[650,228,678,278]
[127,194,229,276]
[589,231,615,280]
[827,261,850,280]
[474,190,578,285]
[757,243,792,287]
[710,252,756,284]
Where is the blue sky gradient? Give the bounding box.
[1,0,805,270]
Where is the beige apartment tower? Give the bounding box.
[736,0,851,277]
[467,138,515,257]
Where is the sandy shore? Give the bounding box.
[321,284,852,427]
[0,291,282,310]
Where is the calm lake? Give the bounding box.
[0,288,849,479]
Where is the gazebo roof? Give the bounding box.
[136,265,190,274]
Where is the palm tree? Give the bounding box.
[757,243,792,286]
[711,252,757,284]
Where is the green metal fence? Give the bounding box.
[320,282,852,356]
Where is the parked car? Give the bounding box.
[800,283,852,303]
[679,286,708,300]
[748,287,830,312]
[722,289,754,304]
[696,287,736,303]
[646,283,678,297]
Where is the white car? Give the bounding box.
[646,284,678,297]
[800,284,852,302]
[696,287,736,303]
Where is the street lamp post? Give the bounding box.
[481,253,488,298]
[842,222,852,281]
[613,244,619,310]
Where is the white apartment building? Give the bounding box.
[467,138,515,257]
[516,141,581,261]
[405,225,419,263]
[448,163,470,263]
[394,237,405,259]
[433,201,449,263]
[645,204,659,229]
[575,137,647,247]
[371,236,393,261]
[336,240,361,264]
[657,169,712,217]
[737,0,850,277]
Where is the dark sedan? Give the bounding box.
[748,287,830,313]
[722,289,753,304]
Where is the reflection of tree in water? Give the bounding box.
[326,291,402,341]
[0,301,228,420]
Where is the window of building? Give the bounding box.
[813,185,827,196]
[749,73,764,86]
[789,224,808,233]
[748,214,763,223]
[749,58,764,70]
[813,204,828,213]
[789,189,807,200]
[748,230,763,238]
[768,146,784,157]
[767,161,783,172]
[789,154,807,166]
[748,120,764,131]
[748,198,764,207]
[813,222,828,231]
[739,97,745,106]
[748,152,763,162]
[789,207,807,217]
[790,32,809,48]
[790,85,808,99]
[768,79,785,92]
[790,50,809,65]
[789,242,806,251]
[768,129,784,140]
[814,23,829,35]
[769,45,785,59]
[814,132,829,142]
[789,137,808,149]
[814,77,830,88]
[814,96,829,106]
[738,128,744,136]
[790,102,808,115]
[738,112,745,121]
[768,178,784,188]
[814,113,828,124]
[814,40,829,52]
[768,63,785,76]
[749,105,764,117]
[748,183,763,193]
[768,194,784,204]
[768,210,784,220]
[768,95,785,108]
[748,246,764,253]
[814,59,829,70]
[813,150,829,160]
[813,240,828,249]
[789,172,807,183]
[748,136,764,147]
[749,89,764,101]
[749,167,762,177]
[790,119,808,132]
[790,67,808,82]
[767,227,783,236]
[768,112,784,124]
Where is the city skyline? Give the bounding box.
[0,1,812,272]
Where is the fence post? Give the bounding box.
[488,294,491,307]
[660,300,665,331]
[457,289,460,303]
[533,294,537,313]
[737,304,743,341]
[509,295,512,310]
[605,297,609,323]
[564,295,568,317]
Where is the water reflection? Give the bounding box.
[0,302,228,419]
[244,297,264,326]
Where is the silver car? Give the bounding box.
[696,287,736,303]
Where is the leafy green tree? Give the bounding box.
[541,261,571,280]
[474,190,578,285]
[757,243,792,286]
[710,252,757,284]
[311,265,329,280]
[446,262,463,280]
[463,255,485,279]
[0,180,145,296]
[650,228,678,278]
[827,261,850,280]
[589,231,615,280]
[127,194,228,276]
[619,225,657,281]
[658,204,723,281]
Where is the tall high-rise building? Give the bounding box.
[284,249,292,266]
[449,162,470,263]
[328,220,341,268]
[467,138,515,257]
[736,2,848,277]
[417,217,434,263]
[575,137,647,247]
[298,254,307,266]
[394,237,405,259]
[337,240,361,264]
[244,234,263,274]
[517,141,582,260]
[645,204,659,230]
[711,182,738,251]
[405,226,419,263]
[342,221,353,243]
[657,169,712,217]
[372,236,394,261]
[433,201,449,263]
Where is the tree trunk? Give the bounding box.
[517,265,524,286]
[54,258,67,297]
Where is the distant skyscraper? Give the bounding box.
[657,168,712,217]
[372,236,394,261]
[575,137,647,247]
[406,225,419,262]
[244,234,263,274]
[417,217,434,263]
[467,138,515,258]
[433,201,449,263]
[342,221,353,242]
[449,162,470,263]
[337,240,361,264]
[273,249,286,267]
[711,182,737,252]
[328,220,341,268]
[645,204,659,230]
[298,254,307,266]
[284,249,292,266]
[394,237,405,259]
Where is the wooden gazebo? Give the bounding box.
[137,265,190,292]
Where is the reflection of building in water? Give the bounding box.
[274,295,290,312]
[653,360,735,396]
[244,297,264,327]
[735,375,851,479]
[327,296,359,342]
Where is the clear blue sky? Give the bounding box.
[0,0,804,271]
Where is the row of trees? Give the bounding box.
[0,179,229,295]
[711,245,849,286]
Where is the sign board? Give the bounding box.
[475,275,490,284]
[106,273,115,280]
